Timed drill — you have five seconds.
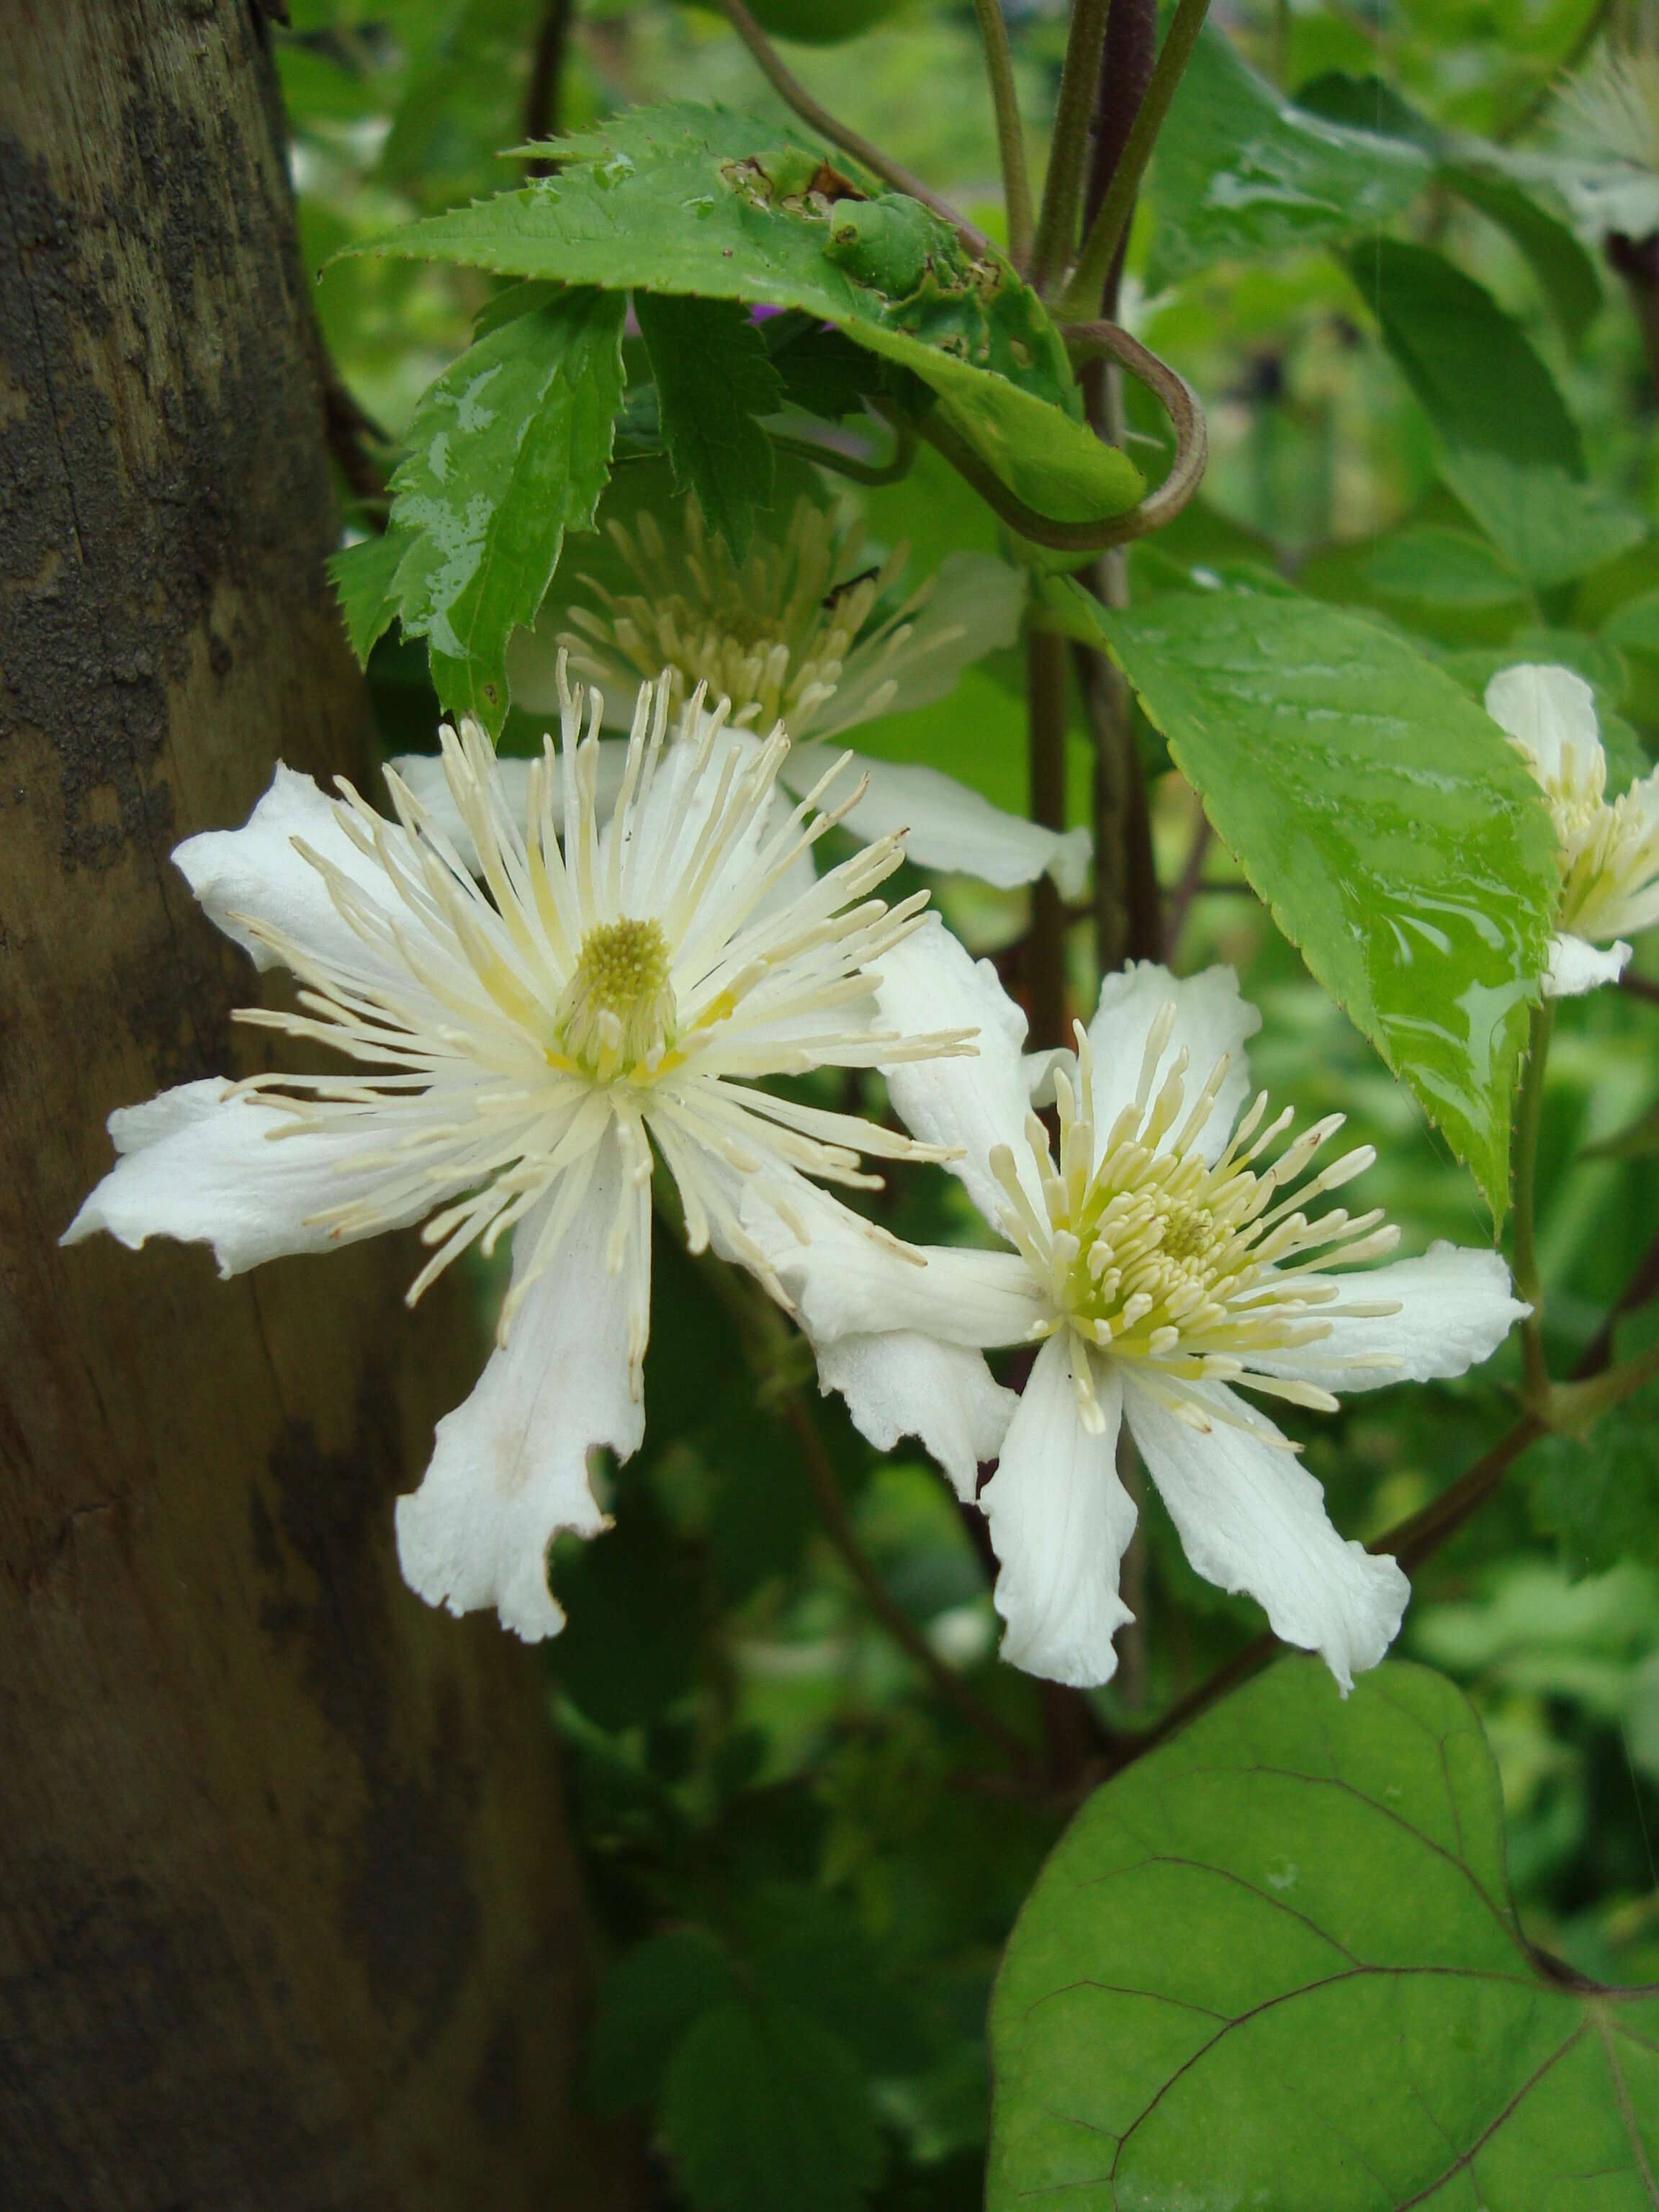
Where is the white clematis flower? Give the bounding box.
[1547,42,1659,242]
[65,665,968,1642]
[1486,662,1659,997]
[498,487,1089,897]
[752,925,1528,1694]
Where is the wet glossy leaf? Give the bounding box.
[1081,585,1559,1214]
[988,1658,1659,2211]
[635,292,782,561]
[347,102,1143,527]
[1149,27,1429,284]
[369,283,625,732]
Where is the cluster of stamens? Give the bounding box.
[986,1002,1405,1437]
[562,494,907,738]
[556,916,676,1079]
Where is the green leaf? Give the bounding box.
[1349,238,1581,475]
[1079,585,1559,1213]
[634,293,782,562]
[380,283,624,732]
[1148,28,1429,286]
[1442,451,1646,592]
[586,1929,740,2115]
[988,1658,1659,2211]
[1523,1381,1659,1575]
[331,527,411,664]
[660,1998,883,2212]
[1440,163,1603,347]
[1296,74,1601,343]
[347,102,1143,529]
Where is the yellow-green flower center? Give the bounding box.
[557,916,676,1079]
[562,493,899,737]
[988,1003,1403,1433]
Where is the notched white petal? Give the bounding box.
[1484,662,1603,787]
[981,1337,1136,1688]
[817,1331,1017,1503]
[395,1164,640,1642]
[1085,961,1259,1167]
[1125,1375,1408,1693]
[1545,930,1630,997]
[60,1079,431,1277]
[783,747,1092,896]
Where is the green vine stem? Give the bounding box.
[1028,0,1112,294]
[1058,0,1213,321]
[922,318,1208,550]
[1025,626,1072,1053]
[771,415,918,487]
[711,0,990,256]
[971,0,1034,266]
[1510,996,1556,1410]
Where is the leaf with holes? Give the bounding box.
[989,1658,1659,2211]
[346,102,1143,529]
[1074,585,1559,1218]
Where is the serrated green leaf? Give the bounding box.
[331,527,412,664]
[346,102,1143,529]
[660,1998,883,2212]
[635,292,781,561]
[382,284,624,732]
[586,1929,740,2115]
[1351,238,1581,475]
[1443,451,1647,592]
[1148,29,1429,285]
[988,1658,1659,2210]
[1079,585,1559,1213]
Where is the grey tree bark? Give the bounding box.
[0,4,639,2205]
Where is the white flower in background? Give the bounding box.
[751,927,1528,1692]
[65,664,968,1642]
[493,486,1091,897]
[1547,41,1659,240]
[1486,662,1659,997]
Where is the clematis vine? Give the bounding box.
[492,482,1090,897]
[750,925,1528,1693]
[1486,662,1659,997]
[65,664,968,1641]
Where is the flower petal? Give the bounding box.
[783,746,1091,896]
[1085,962,1259,1167]
[814,553,1025,734]
[742,1176,1044,1347]
[1254,1241,1528,1398]
[174,763,415,980]
[60,1080,433,1276]
[981,1335,1136,1688]
[1124,1375,1408,1692]
[1485,662,1604,788]
[876,914,1043,1224]
[395,1145,639,1642]
[816,1331,1017,1502]
[1545,930,1629,997]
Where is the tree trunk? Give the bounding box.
[0,6,637,2206]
